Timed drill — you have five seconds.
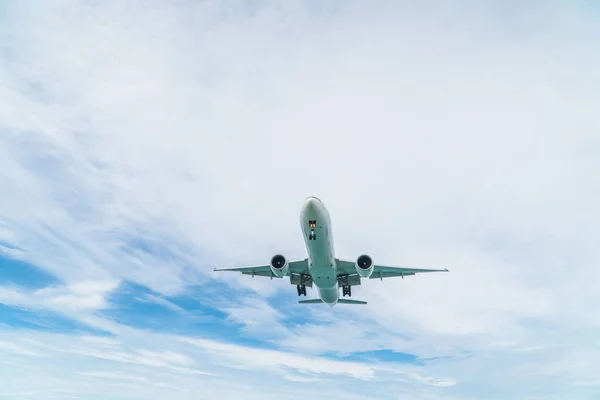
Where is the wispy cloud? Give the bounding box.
[0,327,452,399]
[0,280,119,325]
[137,293,186,314]
[1,0,600,398]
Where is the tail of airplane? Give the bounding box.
[338,299,367,305]
[298,299,367,305]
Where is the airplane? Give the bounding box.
[214,196,449,306]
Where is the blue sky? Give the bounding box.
[1,0,600,399]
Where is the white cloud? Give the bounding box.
[138,293,186,313]
[0,328,453,400]
[220,294,292,337]
[0,280,119,312]
[77,371,149,382]
[0,340,40,357]
[183,337,376,381]
[1,0,600,398]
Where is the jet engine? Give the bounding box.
[355,254,374,278]
[270,254,289,277]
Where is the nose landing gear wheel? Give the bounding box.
[309,230,316,240]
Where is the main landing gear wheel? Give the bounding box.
[342,285,351,297]
[297,285,307,296]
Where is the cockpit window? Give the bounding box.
[309,220,316,229]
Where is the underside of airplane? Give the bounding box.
[214,197,448,306]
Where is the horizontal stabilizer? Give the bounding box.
[298,299,323,304]
[337,299,367,305]
[298,299,367,305]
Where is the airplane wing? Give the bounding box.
[336,259,448,282]
[367,265,449,279]
[213,259,310,280]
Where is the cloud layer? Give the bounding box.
[1,0,600,398]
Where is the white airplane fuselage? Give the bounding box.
[300,196,339,305]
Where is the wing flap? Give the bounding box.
[369,271,416,279]
[337,273,361,286]
[241,269,279,278]
[290,272,313,288]
[370,265,448,279]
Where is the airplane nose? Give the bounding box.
[304,197,319,211]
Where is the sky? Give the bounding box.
[0,0,600,398]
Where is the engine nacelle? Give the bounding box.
[270,254,289,277]
[355,254,374,278]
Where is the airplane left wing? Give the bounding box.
[213,259,309,279]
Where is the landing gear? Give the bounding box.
[297,284,307,296]
[308,220,317,240]
[342,285,351,297]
